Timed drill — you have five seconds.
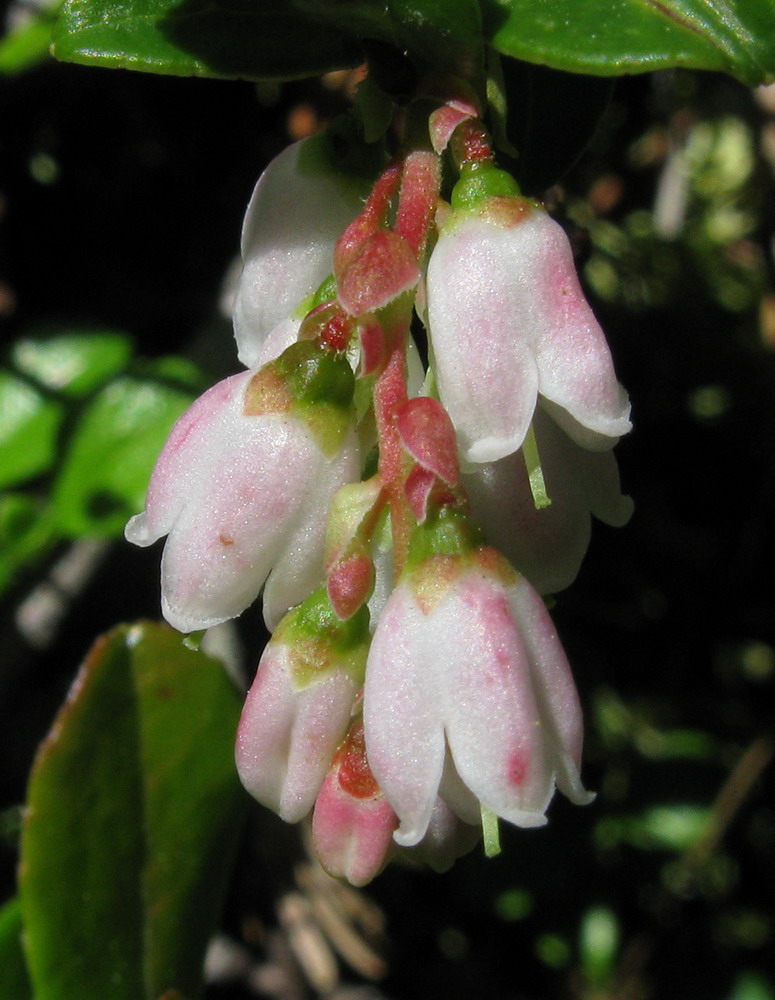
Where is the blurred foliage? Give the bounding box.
[0,329,204,596]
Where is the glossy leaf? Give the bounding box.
[0,898,33,999]
[390,0,483,77]
[0,371,63,490]
[11,331,133,398]
[51,0,363,79]
[293,0,483,76]
[53,0,775,84]
[51,371,195,537]
[481,0,775,86]
[19,622,246,1000]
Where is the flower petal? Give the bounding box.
[124,373,246,547]
[464,406,632,594]
[434,571,553,827]
[363,584,446,847]
[262,426,361,629]
[507,577,594,805]
[233,136,370,369]
[427,213,540,463]
[515,210,632,446]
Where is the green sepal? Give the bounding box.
[407,502,486,567]
[450,161,521,210]
[272,585,371,689]
[273,341,355,412]
[244,341,356,457]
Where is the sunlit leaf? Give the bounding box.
[11,331,133,398]
[0,494,57,596]
[19,622,246,1000]
[0,0,61,75]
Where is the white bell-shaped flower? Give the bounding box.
[426,195,631,464]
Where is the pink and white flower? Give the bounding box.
[464,405,633,595]
[125,355,360,633]
[233,135,373,369]
[236,589,368,823]
[363,542,593,848]
[426,198,632,464]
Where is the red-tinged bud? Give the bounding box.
[336,230,420,317]
[396,396,459,487]
[312,719,398,887]
[327,547,375,621]
[236,587,369,823]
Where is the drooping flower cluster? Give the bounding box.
[127,83,632,885]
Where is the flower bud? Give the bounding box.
[312,718,397,887]
[236,588,368,822]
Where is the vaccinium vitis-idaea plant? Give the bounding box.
[128,83,632,883]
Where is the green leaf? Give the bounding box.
[51,374,194,537]
[0,899,33,999]
[52,0,364,79]
[11,331,133,398]
[19,622,246,1000]
[481,0,775,86]
[0,371,63,490]
[389,0,484,77]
